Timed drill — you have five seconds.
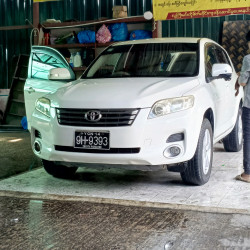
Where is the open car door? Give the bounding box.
[24,46,75,130]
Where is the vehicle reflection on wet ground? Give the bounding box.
[0,196,250,249]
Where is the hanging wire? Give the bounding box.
[29,28,40,48]
[25,18,34,27]
[25,19,40,48]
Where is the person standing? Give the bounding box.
[236,30,250,183]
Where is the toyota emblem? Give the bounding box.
[85,110,102,122]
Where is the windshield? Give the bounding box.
[82,43,199,79]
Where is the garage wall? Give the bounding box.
[162,14,250,44]
[222,20,250,72]
[0,0,152,89]
[0,0,33,89]
[39,0,152,23]
[0,0,249,89]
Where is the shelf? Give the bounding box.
[41,16,157,75]
[38,16,158,59]
[96,42,114,47]
[42,16,150,29]
[48,43,95,49]
[42,15,155,55]
[72,66,87,72]
[48,42,116,49]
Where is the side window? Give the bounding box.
[215,46,230,65]
[31,52,65,80]
[87,53,121,77]
[205,45,218,78]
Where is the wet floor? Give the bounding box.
[0,131,41,179]
[0,133,248,214]
[1,132,250,249]
[0,196,250,250]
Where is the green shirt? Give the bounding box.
[240,54,250,108]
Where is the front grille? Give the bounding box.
[35,129,42,139]
[166,133,184,143]
[55,145,140,154]
[56,108,140,127]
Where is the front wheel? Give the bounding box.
[223,106,243,152]
[42,160,78,179]
[181,118,213,185]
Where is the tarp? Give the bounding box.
[153,0,250,20]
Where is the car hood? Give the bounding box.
[50,77,199,109]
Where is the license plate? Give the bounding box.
[75,131,110,150]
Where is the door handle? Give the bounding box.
[28,87,35,94]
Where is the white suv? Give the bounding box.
[24,38,243,185]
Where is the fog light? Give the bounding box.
[164,145,182,158]
[169,146,181,156]
[33,140,42,154]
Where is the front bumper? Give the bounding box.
[30,107,202,166]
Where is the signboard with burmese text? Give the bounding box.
[153,0,250,20]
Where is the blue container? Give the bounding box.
[77,30,96,43]
[21,116,28,130]
[129,30,152,40]
[109,23,128,41]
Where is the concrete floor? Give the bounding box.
[1,132,250,249]
[0,131,41,180]
[0,132,249,214]
[0,196,250,250]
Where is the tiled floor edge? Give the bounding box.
[0,190,249,215]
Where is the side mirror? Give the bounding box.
[49,68,73,80]
[212,63,232,81]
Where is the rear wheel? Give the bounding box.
[42,160,78,179]
[223,106,243,152]
[181,118,213,185]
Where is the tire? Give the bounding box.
[181,118,213,185]
[223,106,243,152]
[42,160,78,179]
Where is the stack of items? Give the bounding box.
[112,6,128,19]
[41,6,153,69]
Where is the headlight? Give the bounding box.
[148,96,194,119]
[35,97,51,117]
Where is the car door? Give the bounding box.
[24,46,75,130]
[214,46,238,124]
[205,43,229,137]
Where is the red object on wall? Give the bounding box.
[44,33,50,45]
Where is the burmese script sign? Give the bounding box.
[153,0,250,20]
